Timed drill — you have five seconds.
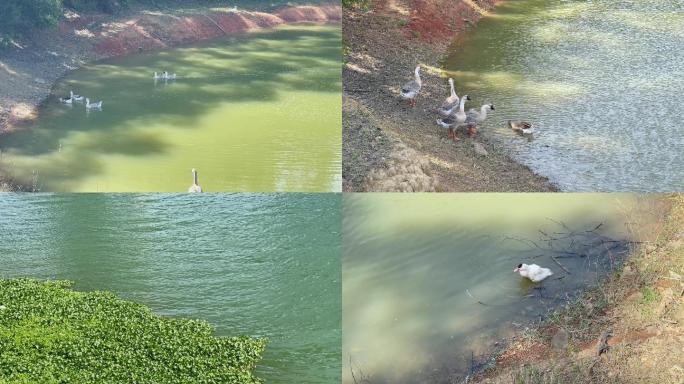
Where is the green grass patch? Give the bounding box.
[639,286,660,317]
[640,286,658,305]
[0,278,265,384]
[342,0,370,10]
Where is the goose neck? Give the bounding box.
[459,97,467,112]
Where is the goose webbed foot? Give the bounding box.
[452,131,460,142]
[467,126,477,137]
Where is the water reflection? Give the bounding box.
[443,0,684,191]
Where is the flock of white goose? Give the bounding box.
[399,65,535,141]
[153,71,178,80]
[59,70,179,111]
[59,91,102,110]
[59,71,203,192]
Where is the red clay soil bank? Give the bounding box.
[0,3,339,135]
[407,0,499,43]
[94,5,341,56]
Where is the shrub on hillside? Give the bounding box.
[0,0,63,33]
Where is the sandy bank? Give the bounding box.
[342,0,557,192]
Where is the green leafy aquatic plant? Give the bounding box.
[0,278,265,384]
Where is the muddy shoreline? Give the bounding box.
[342,0,557,192]
[473,194,683,383]
[0,2,340,190]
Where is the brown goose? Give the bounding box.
[400,65,422,107]
[508,120,535,134]
[436,95,471,141]
[188,168,203,193]
[463,104,495,137]
[438,78,459,116]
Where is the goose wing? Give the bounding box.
[439,96,459,113]
[464,109,480,124]
[401,80,420,94]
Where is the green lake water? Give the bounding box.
[0,193,341,383]
[443,0,683,191]
[343,193,664,383]
[0,25,341,192]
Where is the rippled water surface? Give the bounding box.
[0,25,341,192]
[443,0,683,191]
[0,193,341,383]
[343,194,664,383]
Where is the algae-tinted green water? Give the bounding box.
[0,193,341,383]
[343,193,662,383]
[443,0,683,191]
[0,25,341,192]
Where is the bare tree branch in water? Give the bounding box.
[550,255,571,274]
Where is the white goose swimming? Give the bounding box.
[400,65,422,107]
[70,91,84,102]
[436,95,471,141]
[85,98,103,109]
[462,104,495,137]
[514,263,553,283]
[154,71,177,80]
[188,168,202,193]
[438,78,459,117]
[60,94,73,104]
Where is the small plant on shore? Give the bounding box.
[639,286,660,317]
[342,0,370,10]
[0,278,266,384]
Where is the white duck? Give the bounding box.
[514,263,553,283]
[436,95,471,141]
[462,104,495,137]
[400,65,422,107]
[153,72,164,80]
[188,168,202,193]
[85,98,103,109]
[438,78,459,117]
[508,120,535,134]
[70,91,84,102]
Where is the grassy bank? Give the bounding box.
[0,278,265,383]
[474,194,684,383]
